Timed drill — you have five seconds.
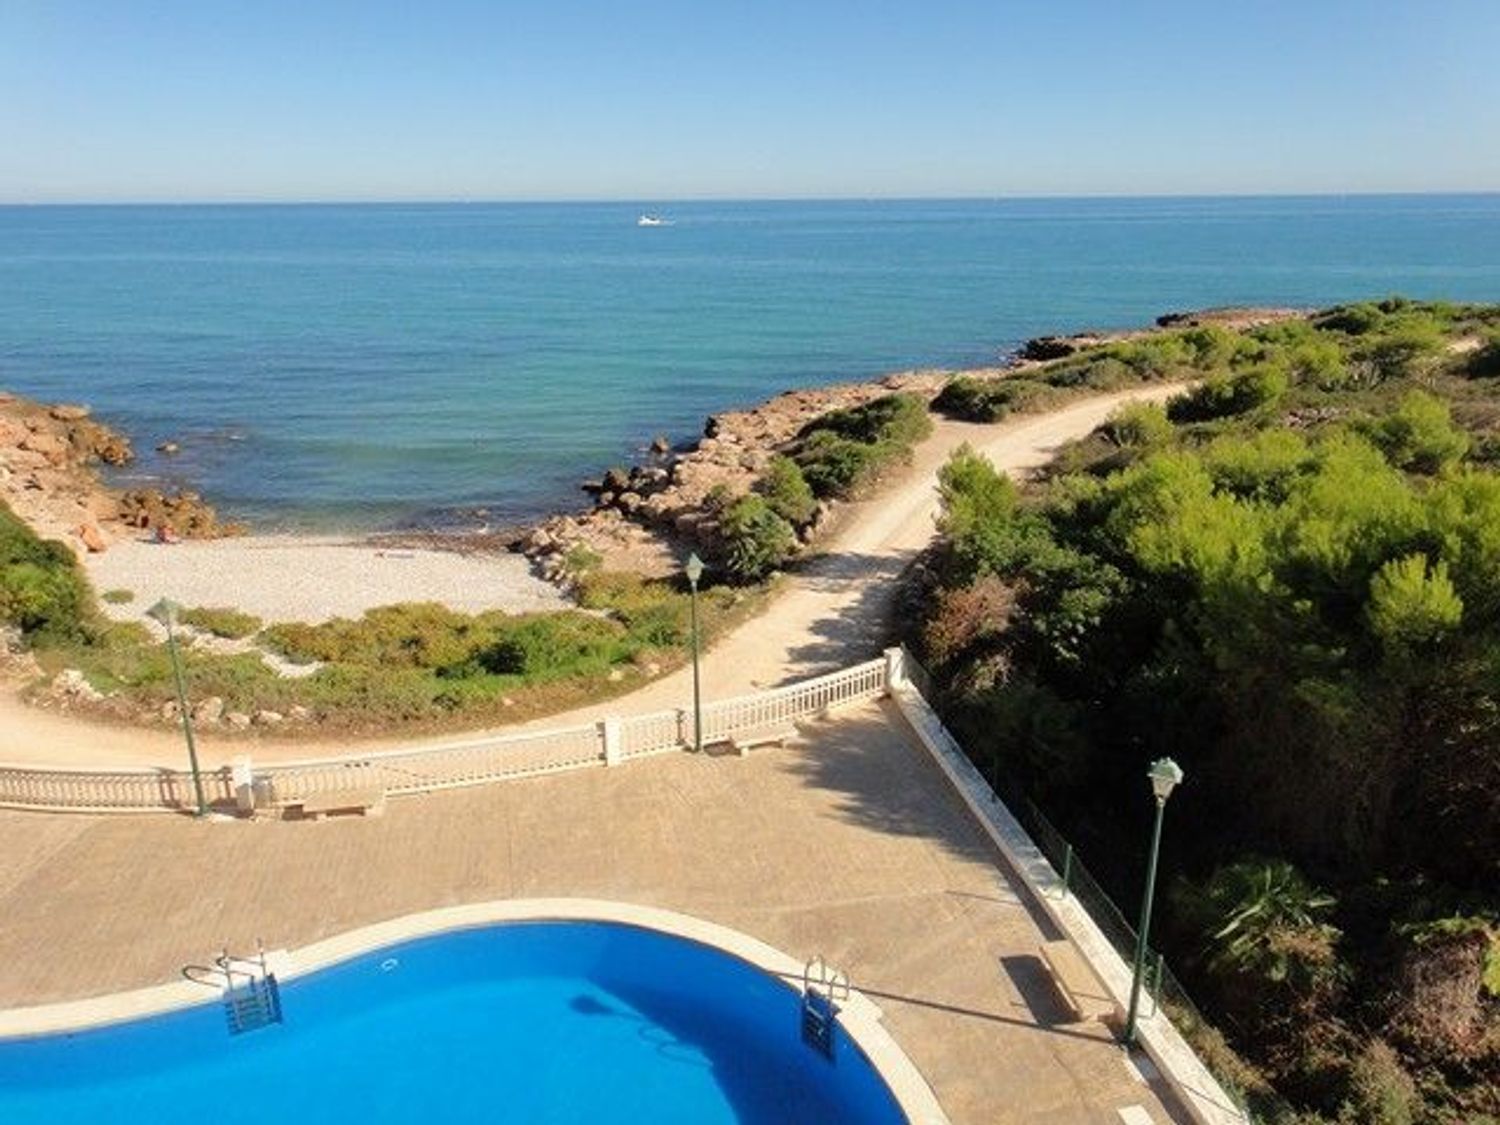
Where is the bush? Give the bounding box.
[179,605,263,640]
[1367,390,1469,473]
[261,603,501,669]
[718,495,796,583]
[794,431,891,498]
[934,375,1057,422]
[0,502,93,640]
[1338,1041,1417,1125]
[474,613,630,678]
[801,392,931,446]
[757,455,818,526]
[1352,322,1446,383]
[1102,402,1174,448]
[794,393,932,498]
[1167,364,1288,422]
[1366,554,1463,649]
[1040,354,1134,390]
[101,588,135,605]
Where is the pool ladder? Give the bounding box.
[218,942,283,1036]
[800,956,849,1060]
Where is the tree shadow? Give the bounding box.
[778,705,993,865]
[775,549,913,682]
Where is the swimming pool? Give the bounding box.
[0,915,915,1124]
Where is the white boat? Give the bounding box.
[636,214,672,227]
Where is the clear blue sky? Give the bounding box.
[3,0,1497,202]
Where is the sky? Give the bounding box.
[2,0,1498,202]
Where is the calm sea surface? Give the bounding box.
[2,196,1497,531]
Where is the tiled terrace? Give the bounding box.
[0,700,1183,1124]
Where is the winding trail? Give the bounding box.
[0,385,1181,770]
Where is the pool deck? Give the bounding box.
[0,700,1184,1125]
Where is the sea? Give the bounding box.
[2,195,1497,533]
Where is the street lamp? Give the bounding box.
[684,552,705,753]
[1124,756,1184,1046]
[148,597,208,817]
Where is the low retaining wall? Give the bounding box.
[884,649,1247,1125]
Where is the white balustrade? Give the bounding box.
[0,654,900,813]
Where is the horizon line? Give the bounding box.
[3,189,1499,208]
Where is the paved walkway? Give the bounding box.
[0,701,1182,1124]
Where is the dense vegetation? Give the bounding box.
[792,392,931,498]
[714,395,932,583]
[0,504,94,643]
[916,300,1500,1123]
[27,569,761,733]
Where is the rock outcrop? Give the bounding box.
[0,391,238,556]
[519,368,952,580]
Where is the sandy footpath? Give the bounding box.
[0,385,1182,769]
[84,535,570,626]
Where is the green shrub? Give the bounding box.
[800,392,931,446]
[0,503,93,640]
[718,495,796,583]
[757,455,818,526]
[1338,1041,1417,1125]
[261,603,502,669]
[101,588,135,605]
[179,605,263,640]
[1040,354,1134,390]
[1167,364,1288,422]
[559,544,603,579]
[1352,322,1446,383]
[1102,401,1174,448]
[934,375,1058,421]
[1367,390,1469,473]
[474,613,630,678]
[1366,555,1463,649]
[794,431,889,498]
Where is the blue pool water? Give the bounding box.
[1,196,1497,530]
[0,922,906,1125]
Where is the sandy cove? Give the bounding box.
[85,535,569,627]
[0,382,1184,769]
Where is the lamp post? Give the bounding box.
[148,597,208,817]
[684,552,704,753]
[1124,756,1184,1046]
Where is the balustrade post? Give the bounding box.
[601,717,623,766]
[883,647,906,692]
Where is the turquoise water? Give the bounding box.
[0,922,906,1124]
[1,196,1497,531]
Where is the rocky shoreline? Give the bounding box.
[514,305,1306,583]
[0,392,238,557]
[3,305,1305,585]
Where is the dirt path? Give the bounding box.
[0,385,1182,769]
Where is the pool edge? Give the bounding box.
[0,898,951,1125]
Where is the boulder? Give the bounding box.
[51,668,103,704]
[156,441,181,455]
[650,434,672,454]
[287,705,312,721]
[77,522,107,553]
[192,696,225,724]
[19,431,69,466]
[160,700,181,722]
[252,709,284,726]
[49,404,90,422]
[225,711,252,730]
